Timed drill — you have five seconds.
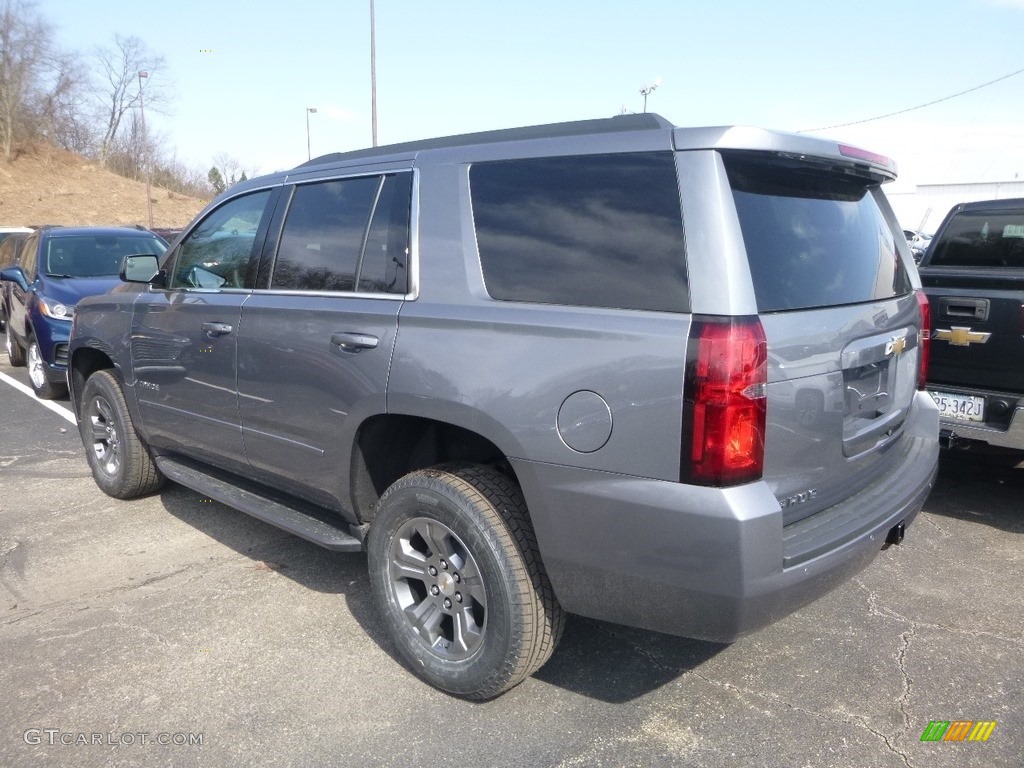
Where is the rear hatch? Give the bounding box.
[920,203,1024,398]
[722,151,923,526]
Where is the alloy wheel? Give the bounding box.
[27,342,47,390]
[386,516,487,661]
[86,394,122,477]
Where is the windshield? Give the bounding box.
[44,234,166,277]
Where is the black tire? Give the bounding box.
[27,337,66,399]
[368,463,564,699]
[79,369,165,499]
[5,323,25,366]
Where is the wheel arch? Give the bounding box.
[350,408,525,526]
[69,344,120,417]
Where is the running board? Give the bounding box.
[155,456,364,552]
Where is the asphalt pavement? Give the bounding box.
[0,358,1021,768]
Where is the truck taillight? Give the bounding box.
[682,316,767,486]
[916,290,931,390]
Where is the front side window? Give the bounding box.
[19,234,39,278]
[170,190,272,289]
[928,210,1024,268]
[45,235,165,278]
[270,173,411,294]
[470,153,688,312]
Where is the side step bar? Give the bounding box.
[155,456,364,552]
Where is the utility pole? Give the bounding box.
[138,71,154,229]
[370,0,378,146]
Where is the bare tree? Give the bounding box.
[93,34,165,167]
[0,0,79,159]
[211,152,245,188]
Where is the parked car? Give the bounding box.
[0,226,33,248]
[0,231,30,333]
[1,226,165,397]
[918,198,1024,451]
[910,232,932,263]
[68,114,938,699]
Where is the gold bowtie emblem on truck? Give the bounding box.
[933,327,991,346]
[885,335,907,356]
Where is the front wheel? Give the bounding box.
[79,369,165,499]
[27,338,66,399]
[5,323,25,366]
[368,464,564,699]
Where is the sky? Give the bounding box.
[39,0,1024,194]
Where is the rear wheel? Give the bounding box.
[27,338,66,399]
[79,369,165,499]
[368,464,564,699]
[5,323,25,366]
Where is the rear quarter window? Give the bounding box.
[928,209,1024,268]
[470,152,689,312]
[725,154,911,312]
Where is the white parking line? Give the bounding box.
[0,371,77,426]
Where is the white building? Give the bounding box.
[886,179,1024,235]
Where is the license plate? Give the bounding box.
[929,391,985,422]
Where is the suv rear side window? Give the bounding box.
[271,173,411,294]
[725,154,911,312]
[470,153,688,312]
[928,210,1024,268]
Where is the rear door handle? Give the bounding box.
[331,332,379,352]
[201,322,234,337]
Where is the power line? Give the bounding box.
[799,65,1024,133]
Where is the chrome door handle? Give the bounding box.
[331,332,379,352]
[201,322,233,337]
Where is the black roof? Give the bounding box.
[297,113,674,169]
[952,197,1024,212]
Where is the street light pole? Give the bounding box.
[370,0,378,146]
[639,82,658,113]
[306,107,317,160]
[137,70,153,229]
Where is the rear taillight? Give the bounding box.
[682,316,767,486]
[915,290,931,390]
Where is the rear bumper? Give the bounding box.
[930,388,1024,450]
[513,392,939,643]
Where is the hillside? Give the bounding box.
[0,143,208,229]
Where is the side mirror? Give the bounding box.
[0,266,29,292]
[120,254,162,285]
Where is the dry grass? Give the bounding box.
[0,142,208,228]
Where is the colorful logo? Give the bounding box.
[920,721,997,742]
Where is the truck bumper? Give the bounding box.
[512,397,939,643]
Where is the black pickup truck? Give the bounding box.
[918,197,1024,450]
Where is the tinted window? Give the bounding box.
[471,153,688,312]
[45,234,165,278]
[18,234,39,279]
[357,173,412,294]
[171,190,271,289]
[726,154,911,312]
[928,209,1024,268]
[272,176,380,292]
[0,234,26,269]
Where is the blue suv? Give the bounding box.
[1,226,165,398]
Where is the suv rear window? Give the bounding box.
[470,152,688,312]
[927,209,1024,268]
[725,154,911,312]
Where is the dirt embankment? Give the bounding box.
[0,143,208,229]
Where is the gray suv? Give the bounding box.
[69,114,939,699]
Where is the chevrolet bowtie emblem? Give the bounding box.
[934,327,991,346]
[885,335,908,356]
